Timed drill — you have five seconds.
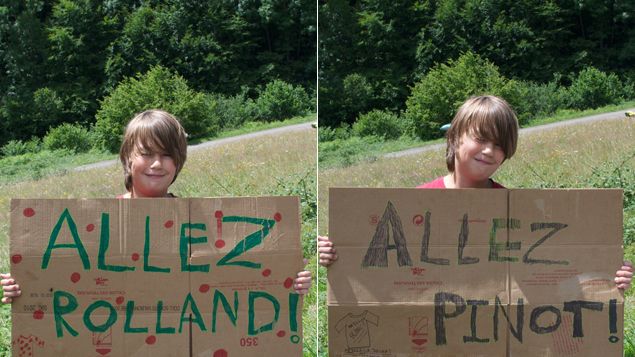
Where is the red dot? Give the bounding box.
[33,310,44,320]
[277,330,286,337]
[215,210,223,219]
[70,272,81,283]
[199,284,210,293]
[132,253,140,261]
[164,220,174,228]
[274,213,282,222]
[115,296,125,305]
[215,240,225,248]
[213,349,228,357]
[11,254,22,264]
[283,277,293,289]
[23,208,35,217]
[145,335,156,345]
[86,224,95,232]
[262,269,272,277]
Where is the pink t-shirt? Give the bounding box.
[416,177,505,189]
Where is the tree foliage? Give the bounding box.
[320,0,635,132]
[0,0,316,147]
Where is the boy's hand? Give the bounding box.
[318,235,337,267]
[1,273,21,304]
[293,267,311,295]
[615,261,633,290]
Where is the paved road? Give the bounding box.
[385,108,635,158]
[75,122,314,172]
[75,109,633,171]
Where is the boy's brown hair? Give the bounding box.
[445,95,519,172]
[119,110,188,192]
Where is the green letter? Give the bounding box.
[488,218,521,262]
[98,213,134,272]
[144,216,170,273]
[124,300,148,333]
[179,293,206,333]
[156,301,176,334]
[180,223,210,272]
[83,300,117,333]
[248,291,280,335]
[217,216,276,268]
[212,290,239,332]
[42,209,90,270]
[53,290,79,337]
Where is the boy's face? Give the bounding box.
[129,145,177,198]
[454,132,505,184]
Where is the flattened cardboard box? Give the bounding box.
[10,197,303,357]
[328,188,623,357]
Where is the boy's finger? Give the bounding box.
[317,246,335,253]
[296,270,311,278]
[620,265,634,272]
[0,279,14,286]
[1,297,12,304]
[616,270,633,277]
[0,273,11,279]
[615,277,631,284]
[3,284,19,292]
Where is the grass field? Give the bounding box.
[319,102,635,170]
[0,126,317,356]
[317,117,635,356]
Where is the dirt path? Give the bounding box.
[385,108,635,158]
[75,122,314,171]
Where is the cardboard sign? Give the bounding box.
[328,188,623,356]
[10,197,303,357]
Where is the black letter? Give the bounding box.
[563,300,603,337]
[524,223,569,265]
[458,214,479,265]
[463,300,489,343]
[435,292,466,345]
[421,211,449,265]
[493,296,523,342]
[362,201,412,267]
[530,305,561,334]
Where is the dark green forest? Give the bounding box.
[0,0,316,149]
[319,0,635,136]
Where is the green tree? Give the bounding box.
[95,65,216,153]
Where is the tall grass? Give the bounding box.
[318,117,635,355]
[0,128,317,355]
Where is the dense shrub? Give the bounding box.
[94,66,217,152]
[318,123,352,142]
[404,52,508,140]
[499,79,566,125]
[352,109,404,139]
[565,67,625,110]
[1,138,41,157]
[43,123,92,153]
[209,91,258,129]
[342,73,374,122]
[254,80,311,121]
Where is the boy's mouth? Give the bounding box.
[474,157,494,165]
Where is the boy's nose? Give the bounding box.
[150,155,163,168]
[481,142,494,154]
